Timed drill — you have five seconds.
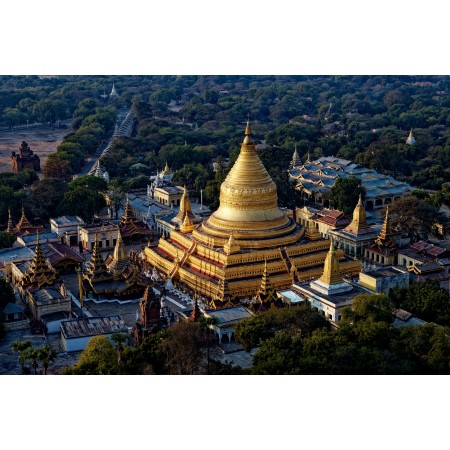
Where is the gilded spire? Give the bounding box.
[374,206,397,248]
[258,258,271,296]
[7,208,15,234]
[180,212,194,233]
[223,233,240,255]
[121,193,134,222]
[343,193,370,235]
[22,239,58,288]
[174,185,195,224]
[17,205,33,231]
[291,144,301,167]
[244,118,252,144]
[110,230,128,275]
[85,233,111,281]
[318,239,342,286]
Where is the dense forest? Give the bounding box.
[2,75,450,231]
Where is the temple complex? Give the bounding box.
[82,232,150,300]
[12,238,71,321]
[364,207,399,266]
[119,195,153,244]
[330,194,379,257]
[291,240,369,324]
[289,156,413,210]
[11,141,41,172]
[7,207,44,237]
[144,123,360,305]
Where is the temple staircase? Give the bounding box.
[279,247,292,273]
[168,241,196,279]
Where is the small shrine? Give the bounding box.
[11,141,40,172]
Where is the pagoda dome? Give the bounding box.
[197,122,292,245]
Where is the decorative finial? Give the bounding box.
[243,117,252,144]
[245,116,251,136]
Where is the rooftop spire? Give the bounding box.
[374,206,396,248]
[291,144,301,167]
[174,185,195,224]
[84,233,111,282]
[16,205,33,231]
[258,258,271,296]
[7,208,15,234]
[243,118,252,144]
[343,193,370,235]
[318,239,342,286]
[110,230,127,275]
[21,238,58,288]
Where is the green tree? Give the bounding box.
[107,179,125,220]
[0,231,16,249]
[23,347,40,375]
[11,340,32,374]
[160,321,204,375]
[43,153,73,181]
[388,196,447,242]
[63,335,120,375]
[2,107,27,128]
[37,344,58,375]
[58,186,98,223]
[328,177,365,214]
[0,278,16,311]
[390,280,450,325]
[341,294,394,324]
[111,332,128,369]
[235,303,328,352]
[199,315,219,374]
[28,178,67,222]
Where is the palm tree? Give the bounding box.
[199,316,219,375]
[24,348,40,375]
[37,344,58,375]
[111,332,128,369]
[11,340,32,374]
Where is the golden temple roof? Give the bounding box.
[318,240,343,286]
[84,234,112,282]
[17,206,33,230]
[22,239,58,288]
[197,122,292,245]
[373,206,397,249]
[109,230,128,276]
[174,185,195,224]
[343,193,371,235]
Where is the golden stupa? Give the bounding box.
[143,122,360,302]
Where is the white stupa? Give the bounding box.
[406,129,416,145]
[110,83,119,97]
